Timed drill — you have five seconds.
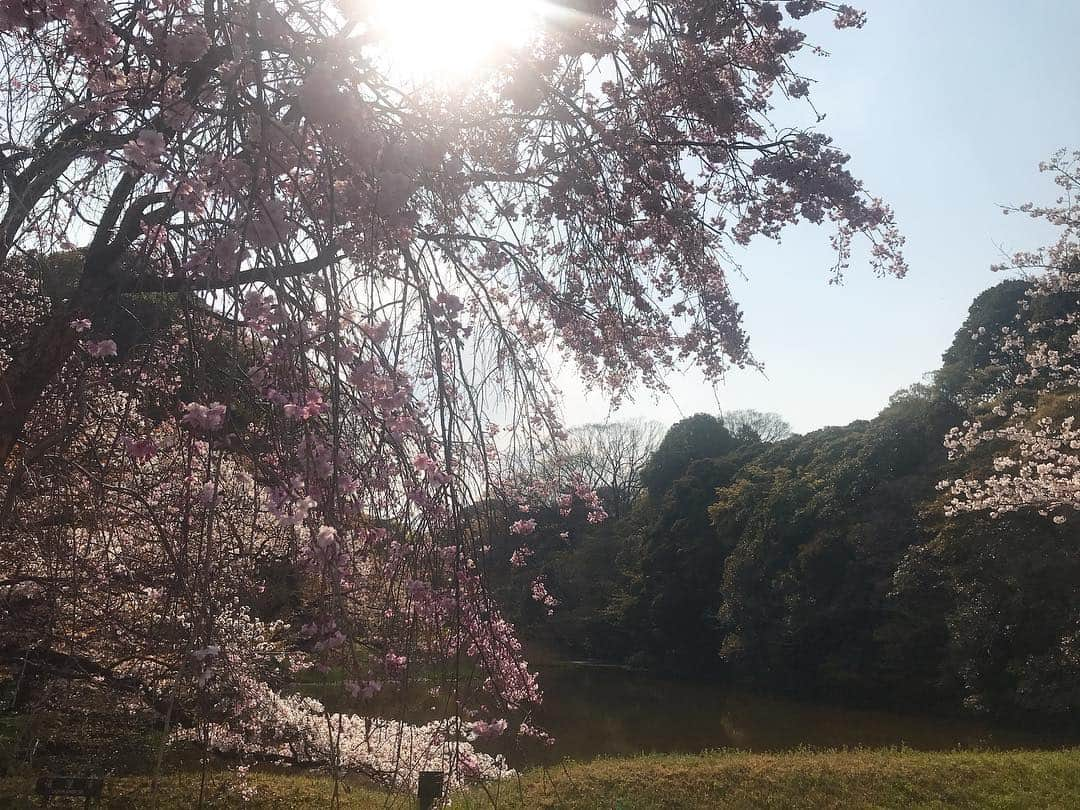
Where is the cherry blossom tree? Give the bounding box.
[942,149,1080,523]
[0,0,904,790]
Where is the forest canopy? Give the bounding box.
[492,276,1080,720]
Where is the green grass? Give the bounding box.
[451,748,1080,810]
[2,748,1079,808]
[0,769,399,808]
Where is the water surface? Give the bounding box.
[519,661,1073,766]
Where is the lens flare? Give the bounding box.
[367,0,541,82]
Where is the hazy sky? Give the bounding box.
[559,0,1080,434]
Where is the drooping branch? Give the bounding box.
[123,248,342,294]
[0,643,194,727]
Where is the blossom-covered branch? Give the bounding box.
[942,150,1080,522]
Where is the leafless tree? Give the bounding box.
[721,409,792,443]
[563,420,664,519]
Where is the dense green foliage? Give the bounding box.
[495,281,1080,720]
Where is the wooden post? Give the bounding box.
[417,770,445,810]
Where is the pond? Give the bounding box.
[292,658,1077,770]
[514,660,1074,767]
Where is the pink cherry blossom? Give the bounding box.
[180,401,226,432]
[122,129,166,173]
[163,26,210,64]
[941,151,1080,521]
[84,339,117,357]
[509,518,536,536]
[123,436,157,462]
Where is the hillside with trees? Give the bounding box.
[492,277,1080,721]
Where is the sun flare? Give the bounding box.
[368,0,542,81]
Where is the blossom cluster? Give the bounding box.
[940,152,1080,522]
[174,682,515,790]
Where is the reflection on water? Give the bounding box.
[293,659,1077,769]
[517,661,1074,767]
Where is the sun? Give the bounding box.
[367,0,543,82]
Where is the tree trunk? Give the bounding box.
[0,302,77,467]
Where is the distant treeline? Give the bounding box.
[487,280,1080,721]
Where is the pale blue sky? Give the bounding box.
[562,0,1080,434]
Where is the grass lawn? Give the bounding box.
[0,769,397,808]
[452,748,1080,809]
[2,748,1079,808]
